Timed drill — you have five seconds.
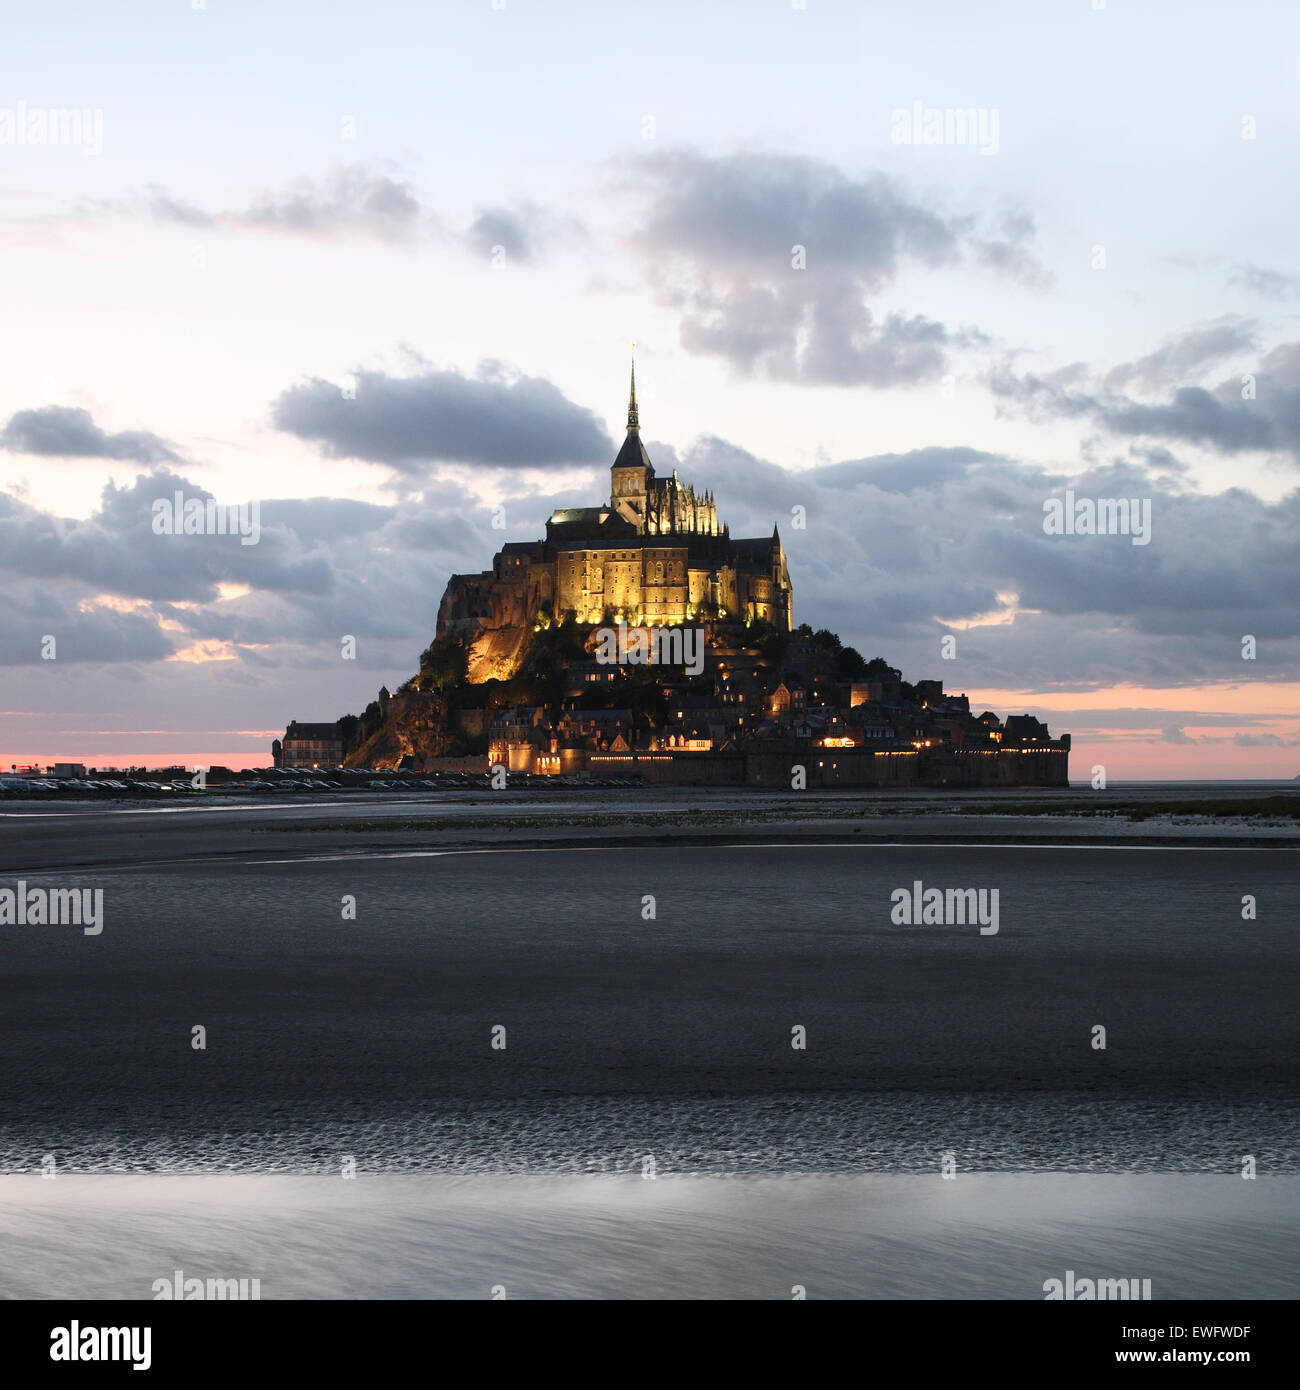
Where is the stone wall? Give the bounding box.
[582,745,1068,787]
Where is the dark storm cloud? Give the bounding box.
[624,149,1042,385]
[1,406,181,465]
[992,340,1300,461]
[271,364,614,472]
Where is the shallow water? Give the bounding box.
[0,1174,1293,1299]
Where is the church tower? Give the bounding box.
[611,351,654,532]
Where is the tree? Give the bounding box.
[418,636,469,691]
[836,645,868,679]
[759,628,790,663]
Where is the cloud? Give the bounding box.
[0,467,503,670]
[648,432,1300,691]
[972,211,1054,290]
[271,363,614,472]
[623,148,1040,385]
[0,585,176,666]
[1,405,181,465]
[1104,318,1259,393]
[240,165,425,243]
[463,201,585,265]
[2,422,1298,740]
[466,205,541,263]
[813,446,996,494]
[1228,263,1300,300]
[80,163,434,245]
[144,187,217,228]
[0,471,334,604]
[991,339,1300,462]
[92,167,582,262]
[1042,708,1286,733]
[258,498,393,547]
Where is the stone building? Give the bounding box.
[279,721,343,768]
[438,360,793,680]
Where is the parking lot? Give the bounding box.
[0,768,648,799]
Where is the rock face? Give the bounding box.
[463,627,530,684]
[345,690,447,769]
[437,562,548,682]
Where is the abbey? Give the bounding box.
[437,362,793,679]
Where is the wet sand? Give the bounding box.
[2,793,1295,1300]
[0,829,1295,1169]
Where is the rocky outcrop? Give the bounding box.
[343,690,447,770]
[466,625,530,683]
[437,566,547,683]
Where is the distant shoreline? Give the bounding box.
[4,784,1299,875]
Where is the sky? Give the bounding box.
[1,0,1297,778]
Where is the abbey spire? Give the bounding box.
[627,349,639,433]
